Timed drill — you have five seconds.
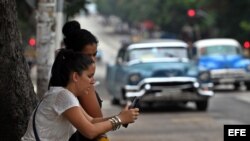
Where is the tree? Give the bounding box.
[0,0,38,140]
[210,0,250,43]
[64,0,90,20]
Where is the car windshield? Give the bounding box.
[127,47,187,61]
[131,61,188,69]
[199,45,240,56]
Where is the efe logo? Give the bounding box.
[228,129,246,136]
[224,125,250,141]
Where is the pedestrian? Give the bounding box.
[22,49,139,141]
[62,20,108,141]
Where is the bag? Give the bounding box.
[69,131,110,141]
[69,131,92,141]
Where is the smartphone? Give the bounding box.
[129,97,140,109]
[124,97,140,128]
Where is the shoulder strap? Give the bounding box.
[33,101,42,141]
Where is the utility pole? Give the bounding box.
[55,0,64,50]
[36,0,56,98]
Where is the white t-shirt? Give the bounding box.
[22,87,80,141]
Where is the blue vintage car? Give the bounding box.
[106,39,214,111]
[193,38,250,90]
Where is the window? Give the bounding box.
[127,47,188,61]
[200,45,240,56]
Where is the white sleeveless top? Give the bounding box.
[22,87,80,141]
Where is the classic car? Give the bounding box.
[193,38,250,90]
[106,39,214,111]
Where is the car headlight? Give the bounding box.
[199,71,210,82]
[128,73,142,85]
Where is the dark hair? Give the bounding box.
[49,49,94,87]
[62,20,98,52]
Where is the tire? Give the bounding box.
[245,82,250,91]
[195,100,208,111]
[246,85,250,91]
[234,82,240,90]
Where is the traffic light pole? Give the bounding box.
[36,0,56,99]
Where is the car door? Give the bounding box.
[112,48,127,97]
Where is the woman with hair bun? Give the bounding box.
[62,20,109,141]
[22,49,139,141]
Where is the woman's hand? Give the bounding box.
[117,104,140,124]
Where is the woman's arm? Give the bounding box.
[63,106,111,139]
[81,104,140,124]
[78,85,109,140]
[78,85,103,118]
[63,105,139,139]
[77,104,120,124]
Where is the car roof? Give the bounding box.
[127,57,189,65]
[193,38,241,48]
[127,39,188,50]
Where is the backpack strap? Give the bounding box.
[32,100,42,141]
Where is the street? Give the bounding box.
[30,14,250,141]
[95,62,250,141]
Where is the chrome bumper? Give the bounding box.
[211,69,250,83]
[124,77,214,100]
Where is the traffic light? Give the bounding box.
[28,37,36,47]
[187,9,196,17]
[244,41,250,49]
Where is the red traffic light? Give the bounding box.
[187,9,196,17]
[243,41,250,49]
[29,37,36,47]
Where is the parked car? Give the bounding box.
[106,39,214,111]
[193,38,250,90]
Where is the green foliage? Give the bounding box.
[64,0,90,19]
[96,0,115,16]
[240,21,250,32]
[211,0,250,43]
[96,0,250,43]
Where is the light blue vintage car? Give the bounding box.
[193,38,250,90]
[106,39,214,111]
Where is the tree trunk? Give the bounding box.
[0,0,38,140]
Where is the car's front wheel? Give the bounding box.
[234,82,241,90]
[195,100,208,111]
[245,82,250,90]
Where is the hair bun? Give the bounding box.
[62,20,81,37]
